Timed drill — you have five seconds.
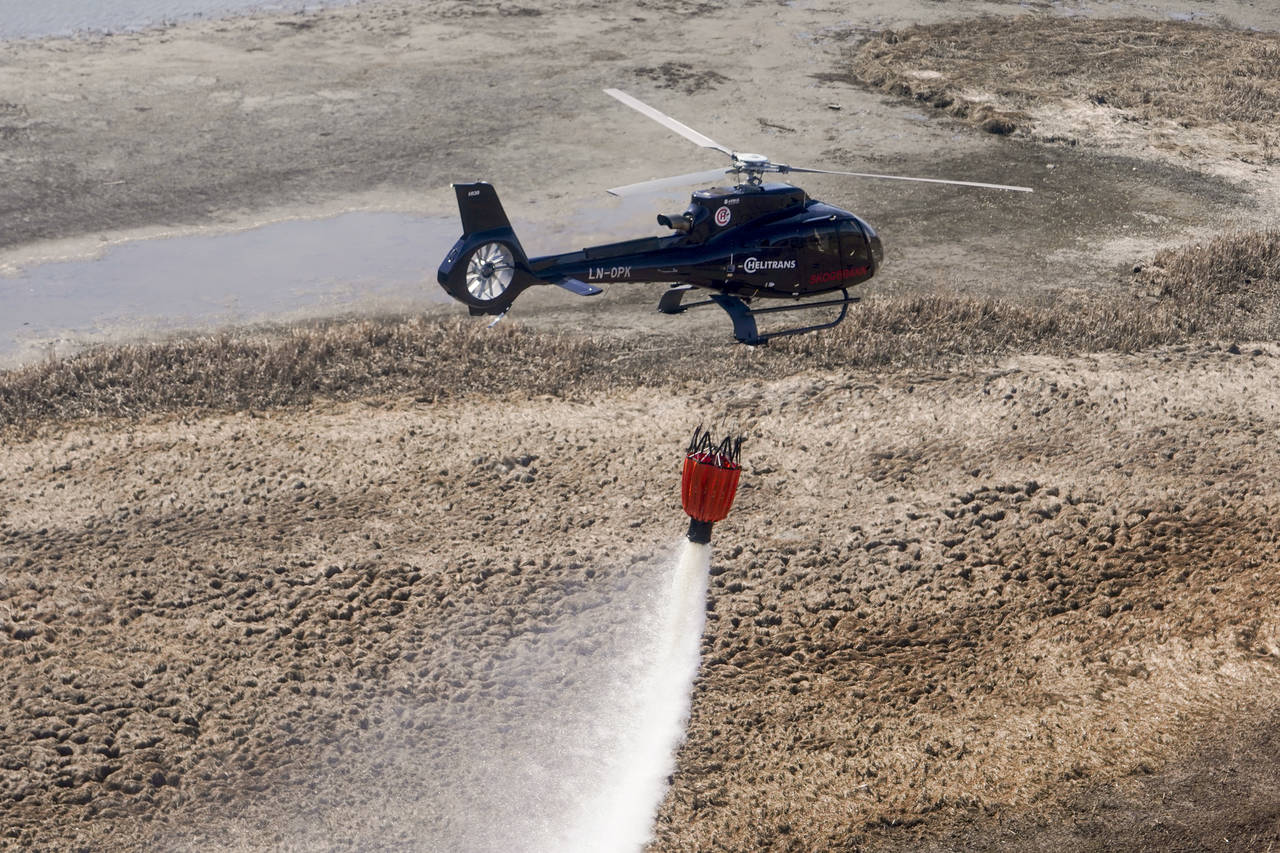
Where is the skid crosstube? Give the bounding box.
[657,285,859,346]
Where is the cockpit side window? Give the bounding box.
[837,220,869,265]
[806,226,841,262]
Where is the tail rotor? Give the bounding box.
[438,182,536,315]
[464,242,516,302]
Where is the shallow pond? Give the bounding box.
[1,211,460,366]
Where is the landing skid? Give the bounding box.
[657,285,858,346]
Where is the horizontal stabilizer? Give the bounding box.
[555,278,603,296]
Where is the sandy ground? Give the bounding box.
[4,0,1280,850]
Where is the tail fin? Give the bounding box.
[439,182,535,315]
[453,182,512,235]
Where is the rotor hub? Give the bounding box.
[731,153,775,185]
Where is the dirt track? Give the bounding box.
[5,0,1280,850]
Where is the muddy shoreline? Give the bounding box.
[2,0,1271,311]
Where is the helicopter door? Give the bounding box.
[799,221,845,294]
[735,234,803,295]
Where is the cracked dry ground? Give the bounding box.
[3,345,1280,851]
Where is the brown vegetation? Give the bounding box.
[4,231,1278,433]
[802,228,1280,361]
[6,2,1280,851]
[5,341,1280,851]
[852,17,1280,151]
[0,318,614,431]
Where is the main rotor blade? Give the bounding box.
[785,166,1033,193]
[607,168,735,198]
[603,88,734,157]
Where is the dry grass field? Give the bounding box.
[4,226,1280,850]
[4,2,1280,851]
[852,17,1280,159]
[4,230,1278,431]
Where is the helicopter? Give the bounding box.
[437,88,1032,345]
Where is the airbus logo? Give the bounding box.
[742,257,797,274]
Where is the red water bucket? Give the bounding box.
[681,451,741,523]
[680,427,743,543]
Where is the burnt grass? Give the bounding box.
[851,16,1280,151]
[2,230,1279,433]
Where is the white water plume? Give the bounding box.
[556,538,711,853]
[179,542,713,853]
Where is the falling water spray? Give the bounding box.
[561,427,744,852]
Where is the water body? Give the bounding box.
[0,0,357,40]
[0,181,688,367]
[0,212,459,365]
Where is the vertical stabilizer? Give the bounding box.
[453,182,512,235]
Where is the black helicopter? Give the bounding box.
[437,88,1031,345]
